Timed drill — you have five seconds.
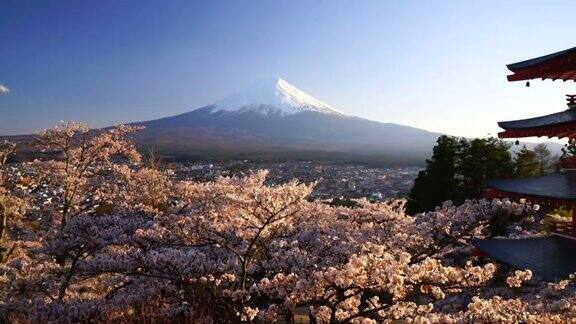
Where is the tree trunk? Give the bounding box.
[0,210,7,263]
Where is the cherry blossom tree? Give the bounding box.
[32,122,142,228]
[0,141,16,169]
[2,121,576,323]
[0,141,27,263]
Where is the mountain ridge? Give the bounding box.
[129,77,444,165]
[210,78,346,116]
[7,78,558,166]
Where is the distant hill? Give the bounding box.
[130,78,443,166]
[2,78,565,166]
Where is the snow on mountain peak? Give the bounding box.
[212,78,346,116]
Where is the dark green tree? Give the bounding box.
[533,143,554,175]
[407,136,515,214]
[406,136,459,214]
[457,138,515,200]
[514,145,539,178]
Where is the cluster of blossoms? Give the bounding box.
[0,122,574,323]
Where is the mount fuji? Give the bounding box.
[212,78,346,116]
[131,78,442,165]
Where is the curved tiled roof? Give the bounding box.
[486,172,576,203]
[498,109,576,130]
[508,46,576,71]
[507,46,576,82]
[497,109,576,138]
[472,235,576,281]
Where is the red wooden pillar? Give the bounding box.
[572,208,576,234]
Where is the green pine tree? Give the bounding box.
[406,135,459,214]
[407,136,515,214]
[514,145,539,178]
[457,138,515,200]
[533,143,553,175]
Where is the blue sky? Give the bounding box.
[0,1,575,140]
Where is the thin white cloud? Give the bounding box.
[0,84,9,95]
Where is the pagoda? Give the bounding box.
[472,45,576,281]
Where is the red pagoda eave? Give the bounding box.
[485,188,576,208]
[507,68,576,82]
[498,123,576,139]
[507,47,576,82]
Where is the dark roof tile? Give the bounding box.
[507,46,576,72]
[472,235,576,281]
[498,109,576,130]
[486,173,576,201]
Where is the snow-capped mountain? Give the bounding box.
[212,78,345,116]
[131,78,442,165]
